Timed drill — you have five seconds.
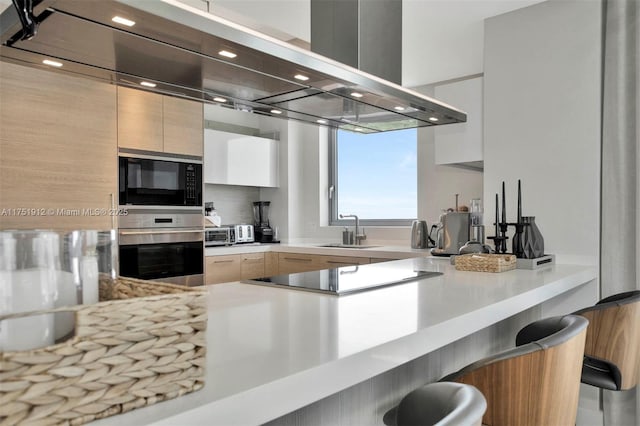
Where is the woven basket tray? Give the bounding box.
[0,276,207,426]
[455,253,517,273]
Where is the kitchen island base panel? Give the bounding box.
[265,280,598,426]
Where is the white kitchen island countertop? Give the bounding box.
[94,257,597,426]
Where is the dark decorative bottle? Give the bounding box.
[521,216,544,259]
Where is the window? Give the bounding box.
[329,128,417,226]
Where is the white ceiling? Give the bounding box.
[0,0,545,86]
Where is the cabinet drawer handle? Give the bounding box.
[283,257,312,262]
[243,258,262,262]
[213,259,235,264]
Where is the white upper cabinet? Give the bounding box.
[204,129,279,187]
[433,76,483,168]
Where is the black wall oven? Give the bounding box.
[119,155,202,207]
[119,211,204,286]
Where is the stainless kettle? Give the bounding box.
[411,220,429,249]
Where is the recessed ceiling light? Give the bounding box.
[394,106,406,111]
[42,59,63,68]
[219,50,237,58]
[316,119,328,124]
[350,92,363,98]
[140,81,157,88]
[270,109,282,114]
[354,127,364,132]
[112,16,135,27]
[294,74,309,81]
[428,117,439,122]
[213,97,227,103]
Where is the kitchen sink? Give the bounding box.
[316,243,380,249]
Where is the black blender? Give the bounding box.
[253,201,274,242]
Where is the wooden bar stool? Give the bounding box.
[573,290,640,391]
[384,315,588,426]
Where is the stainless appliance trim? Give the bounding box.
[119,210,203,229]
[120,205,203,212]
[118,150,203,164]
[118,228,204,246]
[120,229,204,236]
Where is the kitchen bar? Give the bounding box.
[1,0,632,424]
[91,257,597,426]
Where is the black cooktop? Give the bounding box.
[246,264,442,296]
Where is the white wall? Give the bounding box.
[204,184,259,225]
[418,128,484,226]
[209,0,310,42]
[483,0,602,265]
[434,76,484,165]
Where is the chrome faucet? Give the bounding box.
[339,213,367,245]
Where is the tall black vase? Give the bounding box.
[521,216,544,259]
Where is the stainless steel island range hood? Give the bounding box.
[1,0,466,133]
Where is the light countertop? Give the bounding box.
[94,257,597,426]
[205,242,432,259]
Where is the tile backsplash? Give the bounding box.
[204,184,259,225]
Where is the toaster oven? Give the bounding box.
[205,227,234,246]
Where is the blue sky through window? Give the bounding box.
[336,128,417,220]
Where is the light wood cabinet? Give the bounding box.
[240,253,265,280]
[264,252,279,276]
[117,87,163,152]
[205,252,377,284]
[0,63,117,230]
[206,254,241,284]
[277,253,370,274]
[277,253,326,274]
[163,96,203,157]
[206,252,266,284]
[117,87,203,156]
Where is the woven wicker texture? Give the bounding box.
[455,253,517,273]
[0,277,207,425]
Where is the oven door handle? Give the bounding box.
[119,229,203,236]
[119,229,204,245]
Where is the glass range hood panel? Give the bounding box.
[268,91,429,131]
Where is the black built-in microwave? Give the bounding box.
[119,156,202,206]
